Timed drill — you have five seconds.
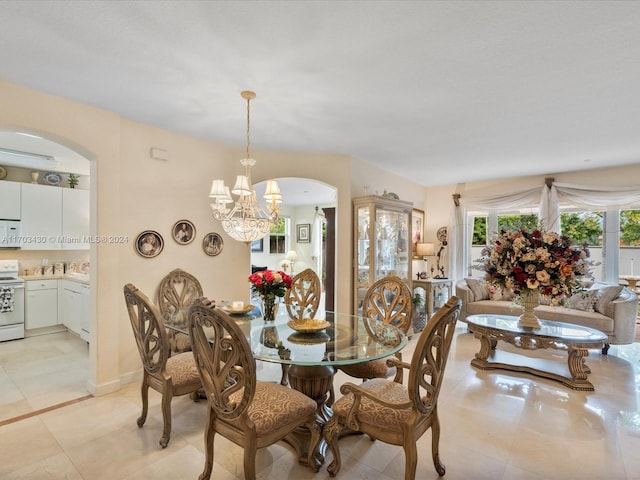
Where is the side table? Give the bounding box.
[412,278,453,318]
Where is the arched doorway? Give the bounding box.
[252,177,337,312]
[0,129,93,423]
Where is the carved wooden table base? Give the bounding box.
[470,326,604,391]
[283,364,335,469]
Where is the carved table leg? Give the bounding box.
[474,332,494,361]
[567,348,590,381]
[285,364,335,469]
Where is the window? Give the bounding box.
[269,217,288,254]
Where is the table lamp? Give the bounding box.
[416,243,435,277]
[286,250,298,274]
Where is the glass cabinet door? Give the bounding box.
[354,195,413,314]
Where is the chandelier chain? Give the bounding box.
[246,94,251,160]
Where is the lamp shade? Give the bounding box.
[286,250,298,261]
[416,243,435,257]
[263,179,282,200]
[231,175,252,195]
[209,179,227,198]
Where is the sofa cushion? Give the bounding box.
[592,285,623,317]
[567,290,598,312]
[465,278,490,301]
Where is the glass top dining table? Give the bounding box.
[164,301,408,469]
[164,302,408,369]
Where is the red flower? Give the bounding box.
[248,269,293,298]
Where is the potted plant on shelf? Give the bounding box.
[68,173,79,188]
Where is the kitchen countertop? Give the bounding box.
[21,274,90,285]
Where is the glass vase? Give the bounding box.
[518,289,541,329]
[260,295,280,322]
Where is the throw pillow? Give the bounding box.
[465,278,490,301]
[567,290,597,312]
[489,285,503,301]
[593,285,623,316]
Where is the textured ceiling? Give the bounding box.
[1,1,640,187]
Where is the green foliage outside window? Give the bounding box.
[471,209,640,251]
[621,210,640,246]
[269,218,286,254]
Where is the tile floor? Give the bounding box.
[1,324,640,480]
[0,331,89,424]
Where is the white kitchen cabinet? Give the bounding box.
[20,183,62,250]
[0,181,21,219]
[61,279,87,337]
[25,279,58,330]
[62,188,90,250]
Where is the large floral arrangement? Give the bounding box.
[248,269,292,300]
[480,228,593,304]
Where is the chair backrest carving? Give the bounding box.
[408,296,461,414]
[189,298,256,420]
[362,275,413,334]
[284,268,321,319]
[124,283,170,374]
[158,268,203,327]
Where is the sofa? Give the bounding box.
[456,278,638,353]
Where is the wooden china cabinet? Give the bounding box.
[353,195,413,314]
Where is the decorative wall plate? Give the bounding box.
[202,232,223,256]
[43,171,62,185]
[172,219,196,245]
[135,230,164,258]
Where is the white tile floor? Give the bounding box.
[1,324,640,480]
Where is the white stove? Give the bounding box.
[0,259,25,341]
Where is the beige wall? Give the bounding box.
[0,80,356,395]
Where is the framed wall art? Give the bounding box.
[202,232,223,256]
[135,230,164,258]
[411,208,425,257]
[250,238,263,252]
[172,219,196,245]
[296,223,311,243]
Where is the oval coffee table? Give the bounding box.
[466,314,607,391]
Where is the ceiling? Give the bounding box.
[1,1,640,188]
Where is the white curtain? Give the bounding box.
[448,186,541,280]
[448,181,640,283]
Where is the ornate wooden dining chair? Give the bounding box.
[280,267,322,385]
[324,296,462,480]
[188,297,321,480]
[284,267,321,319]
[157,268,203,353]
[123,283,202,448]
[339,275,413,381]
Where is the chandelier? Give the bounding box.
[209,91,283,243]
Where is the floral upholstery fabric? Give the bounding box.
[332,378,411,433]
[165,352,201,386]
[338,359,394,379]
[230,382,317,435]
